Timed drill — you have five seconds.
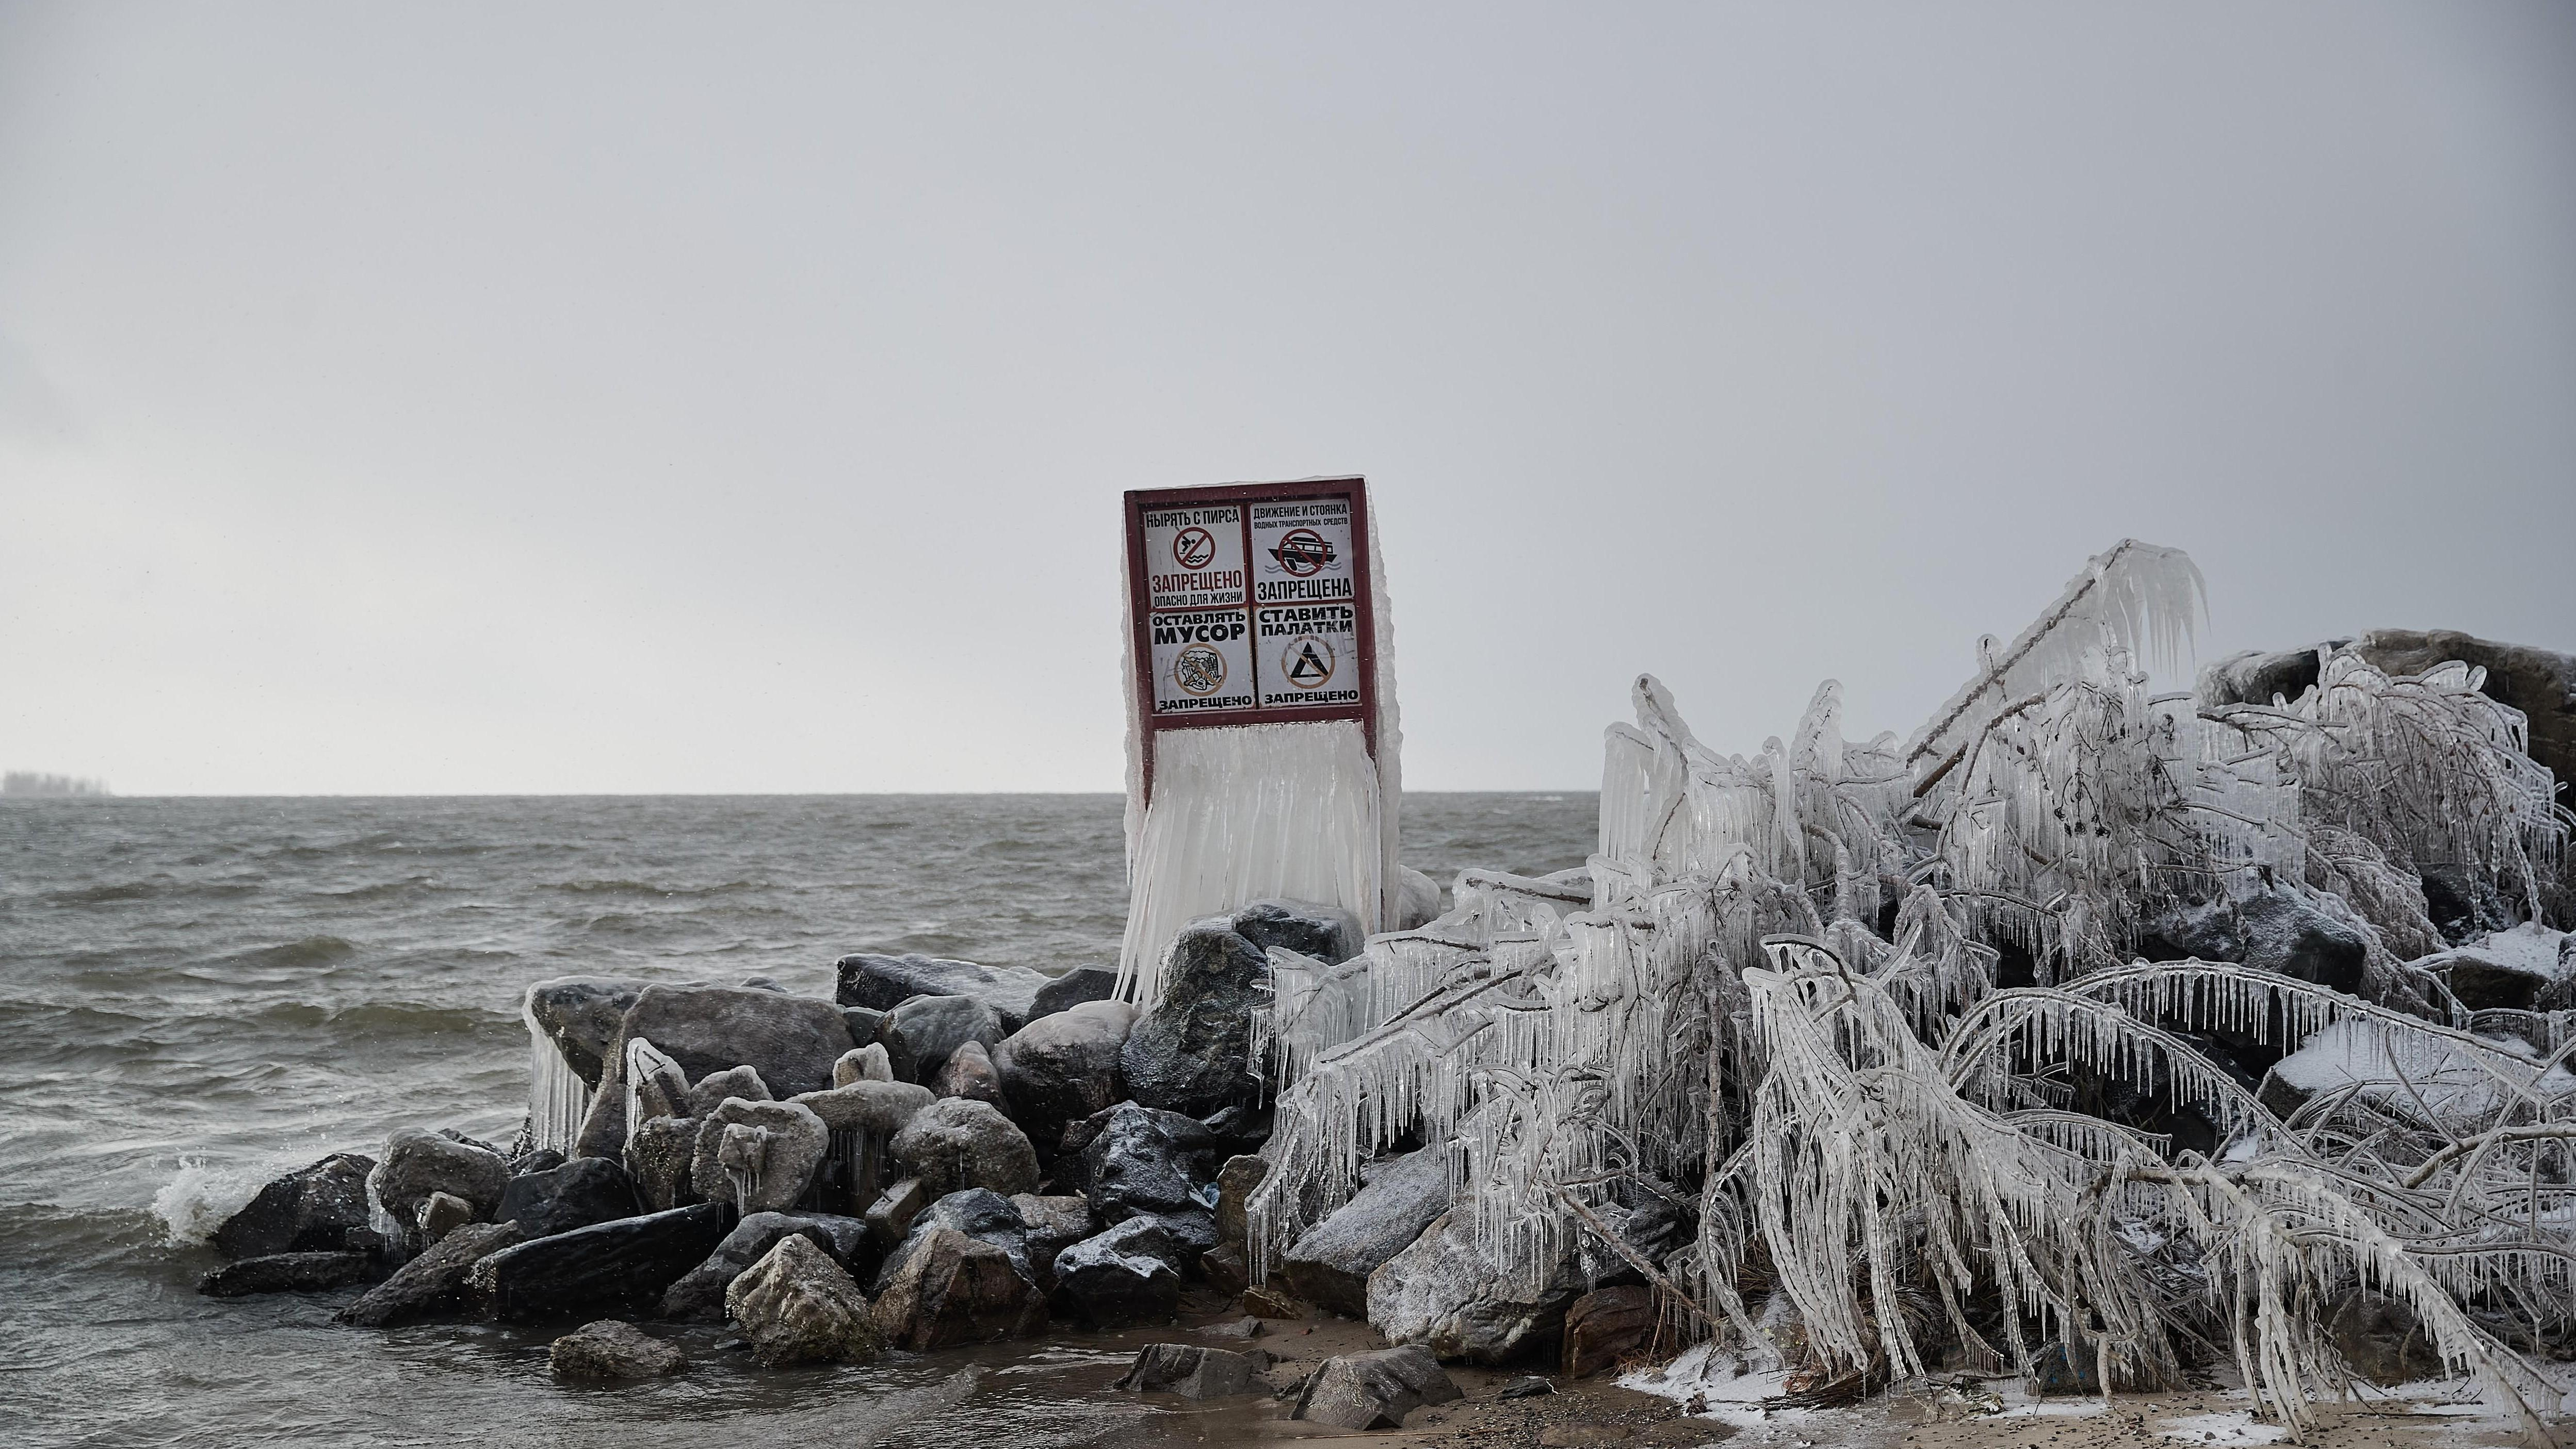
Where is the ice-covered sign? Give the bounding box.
[1118,479,1398,1005]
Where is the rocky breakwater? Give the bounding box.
[195,898,1375,1403]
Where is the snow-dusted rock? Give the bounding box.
[687,1098,829,1212]
[1291,1345,1461,1429]
[1281,1146,1449,1317]
[726,1234,884,1366]
[888,1097,1039,1197]
[835,952,1049,1033]
[1368,1210,1577,1365]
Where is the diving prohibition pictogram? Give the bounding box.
[1172,527,1217,569]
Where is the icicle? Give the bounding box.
[523,991,591,1158]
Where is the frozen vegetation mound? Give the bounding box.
[1250,540,2576,1435]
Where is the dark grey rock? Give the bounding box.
[2421,865,2522,946]
[510,1148,568,1177]
[2138,885,2369,995]
[684,1065,772,1117]
[1282,1147,1450,1318]
[840,1006,886,1046]
[1051,1216,1186,1328]
[1032,966,1120,1020]
[199,1250,383,1298]
[2328,1288,2444,1386]
[992,1000,1135,1160]
[1116,1342,1263,1398]
[498,1157,641,1240]
[611,983,855,1100]
[2351,630,2576,818]
[372,1128,511,1231]
[418,1191,474,1244]
[873,1188,1038,1292]
[931,1039,1010,1110]
[688,1099,829,1213]
[1011,1194,1092,1290]
[623,1116,703,1213]
[337,1221,525,1326]
[572,1079,627,1161]
[525,976,650,1087]
[1369,1209,1576,1365]
[1291,1345,1462,1429]
[878,994,1006,1083]
[2197,647,2329,710]
[1230,899,1364,965]
[889,1097,1039,1197]
[870,1223,1049,1349]
[1559,1285,1656,1378]
[211,1153,375,1260]
[469,1202,732,1322]
[664,1211,874,1322]
[727,1234,886,1366]
[549,1318,686,1380]
[1082,1103,1221,1225]
[1122,923,1269,1118]
[835,953,1049,1033]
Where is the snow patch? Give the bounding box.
[2156,1411,2289,1445]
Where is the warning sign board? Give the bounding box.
[1255,601,1360,707]
[1140,504,1246,611]
[1147,607,1256,714]
[1125,479,1379,744]
[1249,498,1356,605]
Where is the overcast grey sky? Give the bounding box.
[2,2,2570,794]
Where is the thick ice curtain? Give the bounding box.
[1118,721,1384,1005]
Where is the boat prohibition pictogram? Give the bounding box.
[1171,527,1218,569]
[1268,528,1334,577]
[1171,643,1227,695]
[1279,637,1336,687]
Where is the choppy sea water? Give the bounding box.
[0,793,1595,1448]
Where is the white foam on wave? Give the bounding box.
[151,1157,266,1246]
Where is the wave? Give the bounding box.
[149,1158,269,1246]
[218,936,360,970]
[547,878,772,897]
[43,877,261,905]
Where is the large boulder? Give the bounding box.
[726,1234,886,1367]
[1081,1103,1221,1225]
[1121,924,1268,1118]
[1050,1216,1186,1328]
[525,976,650,1087]
[874,1188,1042,1291]
[834,1044,895,1085]
[337,1221,524,1327]
[662,1211,871,1322]
[1292,1345,1462,1430]
[1281,1147,1451,1318]
[1115,1342,1265,1398]
[2350,631,2576,807]
[611,984,855,1100]
[497,1157,640,1240]
[2327,1288,2445,1386]
[792,1080,936,1136]
[199,1251,383,1298]
[1032,966,1120,1021]
[2421,924,2573,1012]
[1562,1286,1658,1378]
[2138,884,2368,995]
[888,1097,1039,1198]
[469,1202,731,1322]
[835,953,1049,1033]
[877,995,1007,1083]
[688,1099,830,1213]
[549,1319,685,1380]
[870,1224,1048,1349]
[1368,1209,1576,1365]
[991,1001,1135,1158]
[211,1153,376,1260]
[1230,899,1364,965]
[623,1116,704,1213]
[371,1128,510,1232]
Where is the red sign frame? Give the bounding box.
[1125,478,1379,805]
